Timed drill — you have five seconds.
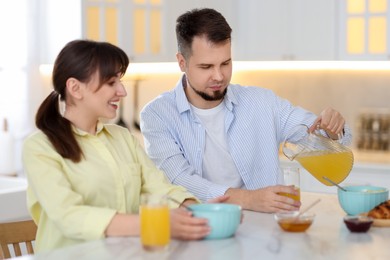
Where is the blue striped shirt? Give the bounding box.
[140,76,352,202]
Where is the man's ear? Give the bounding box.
[66,77,83,99]
[176,53,186,72]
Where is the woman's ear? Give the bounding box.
[176,53,186,72]
[66,78,83,100]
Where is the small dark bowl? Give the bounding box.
[343,215,373,233]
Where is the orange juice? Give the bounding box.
[278,186,301,202]
[277,218,312,232]
[140,205,170,251]
[296,150,353,186]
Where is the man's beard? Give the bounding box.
[188,80,227,101]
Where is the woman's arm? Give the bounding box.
[105,213,140,237]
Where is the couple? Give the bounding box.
[23,8,351,252]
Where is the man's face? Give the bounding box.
[177,35,232,109]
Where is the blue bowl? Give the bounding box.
[337,185,389,215]
[188,203,241,239]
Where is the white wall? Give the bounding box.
[0,0,81,176]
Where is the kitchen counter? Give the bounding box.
[11,192,390,260]
[0,176,29,222]
[352,150,390,166]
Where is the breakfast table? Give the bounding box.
[12,192,390,260]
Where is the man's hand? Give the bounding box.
[309,107,345,140]
[225,185,301,213]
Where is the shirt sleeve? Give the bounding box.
[340,125,353,146]
[276,94,353,147]
[141,87,354,202]
[140,104,229,202]
[22,134,116,241]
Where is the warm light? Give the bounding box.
[134,9,146,54]
[369,17,387,54]
[105,8,118,46]
[128,62,180,74]
[39,64,54,76]
[347,18,365,54]
[150,9,161,54]
[348,0,365,13]
[233,61,390,71]
[39,62,181,78]
[86,7,100,41]
[39,61,390,78]
[369,0,387,12]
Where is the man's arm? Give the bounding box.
[141,106,300,212]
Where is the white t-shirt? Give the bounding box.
[191,102,244,188]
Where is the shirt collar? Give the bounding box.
[72,120,114,137]
[224,86,237,112]
[174,74,238,113]
[175,75,191,114]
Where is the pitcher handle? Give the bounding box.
[314,124,344,144]
[337,131,344,143]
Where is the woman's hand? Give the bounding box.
[170,208,210,240]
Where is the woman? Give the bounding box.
[22,40,212,252]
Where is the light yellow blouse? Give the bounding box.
[22,123,196,252]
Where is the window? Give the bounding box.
[0,0,29,137]
[84,0,120,46]
[341,0,389,59]
[0,0,81,175]
[132,0,162,55]
[83,0,164,61]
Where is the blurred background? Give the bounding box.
[1,0,390,177]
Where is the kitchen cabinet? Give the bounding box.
[162,0,236,62]
[82,1,390,61]
[234,0,337,60]
[81,0,342,61]
[338,0,390,60]
[82,0,236,62]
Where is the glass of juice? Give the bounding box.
[278,167,301,202]
[140,194,170,252]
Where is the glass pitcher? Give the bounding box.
[282,124,354,186]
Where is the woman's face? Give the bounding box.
[81,71,127,120]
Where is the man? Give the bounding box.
[140,8,351,213]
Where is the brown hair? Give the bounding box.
[176,8,232,59]
[35,40,129,162]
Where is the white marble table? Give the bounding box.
[13,192,390,260]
